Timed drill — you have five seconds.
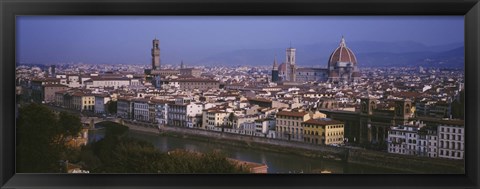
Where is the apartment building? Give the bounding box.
[387,120,463,160]
[302,118,344,145]
[94,94,111,114]
[117,97,134,119]
[133,98,150,122]
[438,124,464,160]
[275,111,309,142]
[203,107,229,130]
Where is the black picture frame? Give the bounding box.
[1,0,479,188]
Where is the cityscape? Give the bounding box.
[15,16,465,174]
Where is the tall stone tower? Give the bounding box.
[151,38,160,70]
[286,46,296,82]
[271,55,279,82]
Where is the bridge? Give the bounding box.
[80,117,122,129]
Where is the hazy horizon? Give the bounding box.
[17,16,464,66]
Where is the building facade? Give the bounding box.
[203,107,229,130]
[117,97,134,119]
[387,121,464,160]
[275,111,310,142]
[94,94,111,114]
[152,99,170,127]
[133,98,150,122]
[302,118,344,145]
[438,124,464,160]
[43,84,69,103]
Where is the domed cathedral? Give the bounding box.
[328,36,360,83]
[272,36,360,84]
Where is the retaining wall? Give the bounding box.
[124,123,465,173]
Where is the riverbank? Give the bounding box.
[123,122,464,173]
[124,122,345,160]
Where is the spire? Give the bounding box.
[273,55,278,70]
[180,60,185,69]
[340,35,346,47]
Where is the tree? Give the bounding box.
[58,112,83,140]
[106,100,117,114]
[17,103,85,173]
[17,103,63,172]
[78,121,248,173]
[228,112,235,128]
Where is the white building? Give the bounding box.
[84,78,131,89]
[133,98,150,122]
[117,97,134,119]
[438,124,464,160]
[202,107,229,130]
[94,94,111,114]
[242,121,257,136]
[152,99,170,127]
[255,118,276,135]
[388,125,421,155]
[168,100,204,127]
[67,75,82,88]
[228,115,258,129]
[387,121,464,160]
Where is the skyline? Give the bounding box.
[17,16,464,66]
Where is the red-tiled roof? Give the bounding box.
[304,118,344,126]
[277,111,308,117]
[248,97,272,103]
[43,84,68,88]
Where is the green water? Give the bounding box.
[122,130,403,174]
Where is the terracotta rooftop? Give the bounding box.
[276,111,308,117]
[413,117,464,126]
[304,118,344,126]
[248,97,272,103]
[43,84,69,88]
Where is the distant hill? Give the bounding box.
[417,46,464,68]
[194,41,464,68]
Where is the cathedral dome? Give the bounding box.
[328,37,357,67]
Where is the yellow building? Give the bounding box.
[302,118,344,145]
[202,107,229,130]
[276,111,309,141]
[72,92,95,111]
[276,110,326,141]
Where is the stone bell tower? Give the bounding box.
[152,38,160,70]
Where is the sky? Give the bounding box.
[16,16,464,65]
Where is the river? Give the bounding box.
[89,129,402,174]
